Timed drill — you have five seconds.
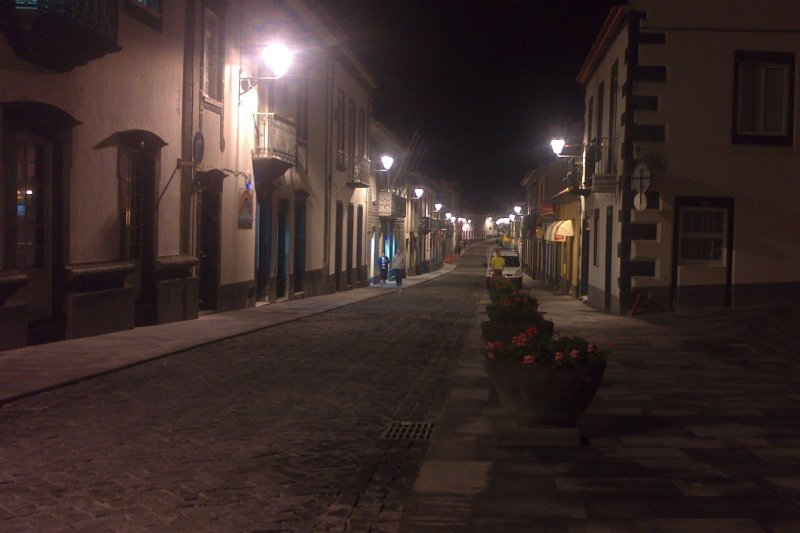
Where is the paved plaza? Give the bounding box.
[2,243,800,532]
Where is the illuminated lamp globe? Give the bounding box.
[380,155,394,170]
[262,42,293,78]
[550,138,566,156]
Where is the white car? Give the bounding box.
[485,249,523,288]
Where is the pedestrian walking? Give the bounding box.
[392,250,407,288]
[377,252,390,286]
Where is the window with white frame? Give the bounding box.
[202,6,224,108]
[679,207,727,265]
[347,99,355,178]
[336,90,345,170]
[733,51,794,145]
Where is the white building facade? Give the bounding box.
[578,1,800,315]
[0,0,375,349]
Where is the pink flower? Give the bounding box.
[523,355,534,364]
[570,349,579,359]
[554,351,564,362]
[586,343,595,353]
[487,352,496,360]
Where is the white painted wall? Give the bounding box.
[0,4,187,264]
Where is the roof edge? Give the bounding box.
[285,0,378,89]
[576,6,627,85]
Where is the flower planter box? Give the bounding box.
[481,320,554,344]
[484,359,606,428]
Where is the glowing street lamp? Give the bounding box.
[241,42,294,97]
[550,138,566,156]
[380,155,394,171]
[414,188,424,199]
[514,205,522,215]
[262,42,293,78]
[445,212,452,220]
[434,202,443,212]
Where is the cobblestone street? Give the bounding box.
[0,264,484,531]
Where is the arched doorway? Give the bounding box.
[116,130,165,326]
[1,101,79,343]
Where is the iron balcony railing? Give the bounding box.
[585,137,617,178]
[253,113,296,164]
[353,157,370,182]
[420,216,433,232]
[378,191,406,218]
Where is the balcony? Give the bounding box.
[0,1,120,72]
[378,191,405,219]
[252,113,296,197]
[585,137,616,178]
[420,216,433,233]
[345,157,370,189]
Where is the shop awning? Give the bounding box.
[544,219,575,242]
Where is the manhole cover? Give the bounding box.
[380,421,434,441]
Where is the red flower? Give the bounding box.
[526,326,537,336]
[570,349,579,359]
[487,352,496,360]
[586,343,595,353]
[523,355,534,364]
[554,351,564,362]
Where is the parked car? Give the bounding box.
[485,248,523,289]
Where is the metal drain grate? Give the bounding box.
[380,421,434,441]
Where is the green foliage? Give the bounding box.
[488,276,515,294]
[486,290,542,324]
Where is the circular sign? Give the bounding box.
[634,192,648,211]
[192,131,205,164]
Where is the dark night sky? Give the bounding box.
[318,0,620,210]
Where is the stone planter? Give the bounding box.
[481,320,554,344]
[484,359,606,428]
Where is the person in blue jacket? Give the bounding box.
[377,253,390,286]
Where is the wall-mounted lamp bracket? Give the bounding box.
[239,74,283,97]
